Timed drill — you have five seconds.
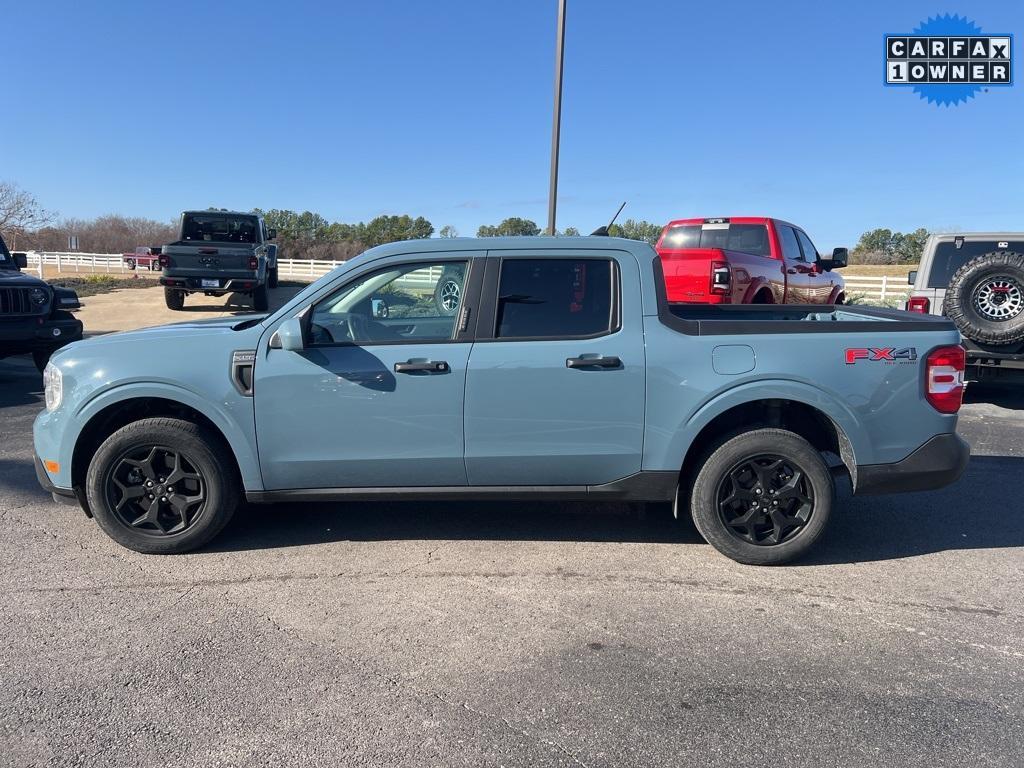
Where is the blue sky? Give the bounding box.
[2,0,1022,248]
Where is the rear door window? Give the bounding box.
[660,223,771,256]
[927,240,1024,287]
[495,259,616,339]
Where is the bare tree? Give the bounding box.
[0,182,55,249]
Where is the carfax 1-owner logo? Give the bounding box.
[885,14,1013,106]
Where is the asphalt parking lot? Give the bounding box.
[1,328,1022,766]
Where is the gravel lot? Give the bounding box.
[1,329,1022,766]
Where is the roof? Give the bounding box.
[356,235,655,261]
[180,210,260,218]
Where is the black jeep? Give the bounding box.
[0,236,83,372]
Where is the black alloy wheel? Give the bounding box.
[105,445,206,536]
[716,454,814,546]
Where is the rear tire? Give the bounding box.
[253,283,269,312]
[85,418,240,554]
[689,428,833,565]
[944,251,1024,345]
[164,287,185,310]
[268,267,279,289]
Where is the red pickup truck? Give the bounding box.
[655,217,848,304]
[123,246,162,271]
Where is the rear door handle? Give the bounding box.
[566,355,621,369]
[394,360,449,373]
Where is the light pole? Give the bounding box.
[546,0,567,236]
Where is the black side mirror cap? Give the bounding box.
[829,247,848,269]
[12,252,28,269]
[267,228,277,240]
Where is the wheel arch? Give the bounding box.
[70,389,260,508]
[670,391,861,516]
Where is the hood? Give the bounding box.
[0,268,46,287]
[67,313,267,351]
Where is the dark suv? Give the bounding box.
[0,236,83,371]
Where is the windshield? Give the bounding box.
[182,213,260,244]
[660,223,771,257]
[928,240,1024,288]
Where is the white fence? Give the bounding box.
[23,251,909,303]
[841,274,911,304]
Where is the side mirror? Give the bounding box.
[829,247,848,269]
[13,252,28,269]
[371,298,390,319]
[907,270,918,285]
[267,228,277,240]
[277,317,305,351]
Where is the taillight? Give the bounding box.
[248,256,259,271]
[925,345,965,414]
[710,260,730,295]
[907,296,929,313]
[158,255,169,268]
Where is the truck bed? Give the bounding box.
[664,303,957,335]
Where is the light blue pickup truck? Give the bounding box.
[34,237,969,564]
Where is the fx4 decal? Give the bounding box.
[845,347,918,365]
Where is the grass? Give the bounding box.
[48,275,160,297]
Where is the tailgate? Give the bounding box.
[162,243,255,274]
[659,248,723,303]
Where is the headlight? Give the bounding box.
[43,362,63,412]
[30,287,49,305]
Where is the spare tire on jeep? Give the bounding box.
[943,251,1024,345]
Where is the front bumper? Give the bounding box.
[34,454,83,508]
[855,433,970,495]
[0,314,83,353]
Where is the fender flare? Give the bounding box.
[662,378,868,478]
[73,381,263,490]
[743,277,775,304]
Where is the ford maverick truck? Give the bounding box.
[0,236,83,371]
[159,210,277,311]
[656,217,847,305]
[34,237,967,565]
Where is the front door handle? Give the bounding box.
[394,360,449,373]
[566,355,621,369]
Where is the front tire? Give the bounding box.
[85,418,240,554]
[164,287,185,310]
[689,428,833,565]
[125,258,136,270]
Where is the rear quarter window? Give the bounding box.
[927,241,1024,288]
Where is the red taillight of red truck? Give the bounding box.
[907,296,930,313]
[925,345,965,414]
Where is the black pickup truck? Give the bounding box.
[0,236,82,371]
[159,211,277,311]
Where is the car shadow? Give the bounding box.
[964,381,1024,409]
[209,454,1024,565]
[177,286,304,314]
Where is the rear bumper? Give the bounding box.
[161,274,261,293]
[855,433,970,495]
